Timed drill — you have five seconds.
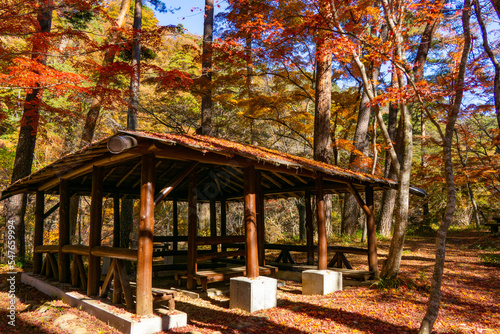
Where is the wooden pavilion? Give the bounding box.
[1,131,400,316]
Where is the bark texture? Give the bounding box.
[127,0,142,130]
[476,0,500,130]
[313,34,333,163]
[419,1,471,332]
[3,6,52,263]
[378,70,400,237]
[342,90,371,236]
[200,0,214,136]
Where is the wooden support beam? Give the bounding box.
[136,154,155,316]
[347,182,371,216]
[173,198,178,251]
[187,170,198,289]
[305,190,314,265]
[244,165,259,278]
[292,174,308,184]
[316,177,327,270]
[91,246,138,261]
[195,235,245,245]
[113,193,120,248]
[58,180,71,283]
[34,191,44,274]
[39,152,138,192]
[220,199,227,252]
[43,202,59,219]
[116,161,141,187]
[256,171,265,266]
[261,172,282,188]
[88,166,104,296]
[365,186,379,278]
[210,199,217,253]
[103,167,117,182]
[154,162,199,206]
[271,171,295,186]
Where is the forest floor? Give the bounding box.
[0,229,499,334]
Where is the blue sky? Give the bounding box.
[153,0,228,36]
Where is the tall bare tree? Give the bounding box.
[199,0,214,136]
[313,1,333,163]
[475,0,500,130]
[419,0,471,331]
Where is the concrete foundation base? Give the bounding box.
[302,270,342,295]
[156,308,187,330]
[21,273,186,333]
[229,276,277,313]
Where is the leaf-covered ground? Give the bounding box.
[1,230,499,333]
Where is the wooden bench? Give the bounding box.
[34,245,59,279]
[62,245,90,290]
[485,218,500,233]
[175,265,278,291]
[152,288,177,310]
[129,283,177,310]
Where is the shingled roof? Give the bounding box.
[1,131,400,201]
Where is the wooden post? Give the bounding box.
[112,193,121,304]
[244,165,259,278]
[256,171,265,266]
[316,177,327,270]
[113,193,120,248]
[59,179,71,283]
[220,199,227,252]
[88,166,103,296]
[187,170,198,289]
[366,186,379,278]
[210,198,217,253]
[34,191,44,274]
[305,190,314,265]
[173,198,178,251]
[136,154,155,316]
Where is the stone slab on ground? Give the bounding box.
[21,273,171,334]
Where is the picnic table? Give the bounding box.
[266,243,369,269]
[484,217,500,233]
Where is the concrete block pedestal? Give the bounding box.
[230,276,277,313]
[302,270,342,295]
[156,309,187,330]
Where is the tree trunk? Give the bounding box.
[297,197,306,241]
[80,0,132,145]
[2,6,52,264]
[70,0,131,244]
[476,0,500,130]
[200,0,214,136]
[380,101,412,278]
[419,2,471,332]
[120,197,134,249]
[378,69,400,237]
[127,0,142,130]
[413,6,442,221]
[313,10,333,164]
[342,89,371,235]
[119,0,143,253]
